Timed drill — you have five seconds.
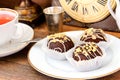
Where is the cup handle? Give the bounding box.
[107,0,117,19]
[12,23,24,39]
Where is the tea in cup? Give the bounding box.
[0,8,21,46]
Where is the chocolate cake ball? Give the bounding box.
[73,43,103,61]
[47,33,74,53]
[80,28,107,43]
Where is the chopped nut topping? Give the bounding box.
[73,43,103,61]
[80,28,107,43]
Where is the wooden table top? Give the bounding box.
[0,22,120,80]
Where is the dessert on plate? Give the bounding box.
[66,42,106,72]
[42,33,74,60]
[47,33,74,53]
[79,28,111,49]
[80,28,107,43]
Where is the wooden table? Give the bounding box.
[0,22,120,80]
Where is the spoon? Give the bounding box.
[20,38,42,43]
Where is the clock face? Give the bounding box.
[59,0,116,23]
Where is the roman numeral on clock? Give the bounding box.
[82,7,88,15]
[65,0,72,5]
[92,6,98,12]
[97,0,107,6]
[71,1,78,12]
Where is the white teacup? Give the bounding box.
[0,8,21,46]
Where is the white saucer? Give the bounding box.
[0,23,34,57]
[28,31,120,79]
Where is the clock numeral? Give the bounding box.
[97,0,107,6]
[82,7,88,15]
[65,0,72,5]
[71,2,78,12]
[92,6,98,12]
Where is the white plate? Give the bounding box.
[0,23,34,57]
[28,31,120,79]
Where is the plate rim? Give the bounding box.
[27,31,120,79]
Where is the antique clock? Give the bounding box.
[59,0,116,23]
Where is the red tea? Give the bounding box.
[0,13,14,25]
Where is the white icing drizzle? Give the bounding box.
[80,28,107,42]
[54,47,63,52]
[47,39,66,52]
[47,33,72,52]
[74,43,103,61]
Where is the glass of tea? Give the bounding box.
[43,6,64,34]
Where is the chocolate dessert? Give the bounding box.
[73,43,103,61]
[47,33,74,53]
[80,28,107,43]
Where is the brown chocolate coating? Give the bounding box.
[73,43,103,61]
[47,33,74,53]
[80,28,107,43]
